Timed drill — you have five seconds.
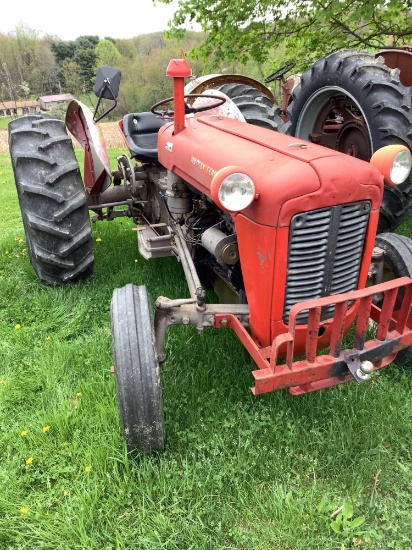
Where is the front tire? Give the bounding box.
[374,233,412,367]
[111,284,165,454]
[8,115,94,284]
[288,50,412,233]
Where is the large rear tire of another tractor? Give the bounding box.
[111,284,165,454]
[216,83,291,133]
[373,233,412,367]
[287,50,412,233]
[8,114,94,284]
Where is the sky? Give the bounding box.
[0,0,191,41]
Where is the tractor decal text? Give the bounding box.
[191,157,216,177]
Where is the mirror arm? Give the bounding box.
[93,80,118,123]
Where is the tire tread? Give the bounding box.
[8,114,94,284]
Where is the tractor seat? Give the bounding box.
[122,112,170,163]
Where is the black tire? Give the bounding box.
[287,49,412,233]
[8,114,94,284]
[374,233,412,367]
[111,284,165,454]
[216,82,291,133]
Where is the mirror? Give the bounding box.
[94,66,121,100]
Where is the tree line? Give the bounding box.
[0,25,268,118]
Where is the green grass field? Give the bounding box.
[1,149,412,549]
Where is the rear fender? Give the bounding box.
[66,100,112,195]
[376,48,412,87]
[184,73,275,102]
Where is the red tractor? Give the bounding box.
[8,57,412,454]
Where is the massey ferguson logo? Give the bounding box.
[191,156,216,177]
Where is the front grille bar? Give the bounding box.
[284,201,370,324]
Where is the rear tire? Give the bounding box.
[8,114,94,284]
[373,233,412,367]
[216,83,291,133]
[111,284,165,454]
[287,50,412,233]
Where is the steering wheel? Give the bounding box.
[264,61,296,83]
[151,94,227,117]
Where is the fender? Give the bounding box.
[66,100,112,195]
[376,48,412,87]
[184,73,275,102]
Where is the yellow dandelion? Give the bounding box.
[14,236,20,241]
[25,457,33,465]
[63,491,70,497]
[19,507,28,515]
[134,259,138,263]
[95,237,102,242]
[15,324,21,330]
[0,380,5,385]
[42,425,51,433]
[22,249,27,253]
[76,392,82,397]
[20,430,28,437]
[5,251,9,255]
[84,466,91,472]
[46,336,50,341]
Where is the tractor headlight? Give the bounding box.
[370,145,412,186]
[211,167,256,212]
[390,149,412,185]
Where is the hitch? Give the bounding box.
[344,354,374,383]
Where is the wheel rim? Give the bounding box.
[296,87,373,160]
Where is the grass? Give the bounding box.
[0,117,14,131]
[1,149,412,549]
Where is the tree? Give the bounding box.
[51,40,76,64]
[95,39,121,70]
[73,36,99,92]
[51,36,99,93]
[154,0,412,69]
[112,31,206,114]
[60,60,85,95]
[0,25,55,101]
[29,39,60,96]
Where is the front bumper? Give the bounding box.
[214,277,412,395]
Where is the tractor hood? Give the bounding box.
[158,115,383,226]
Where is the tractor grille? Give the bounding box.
[284,201,370,324]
